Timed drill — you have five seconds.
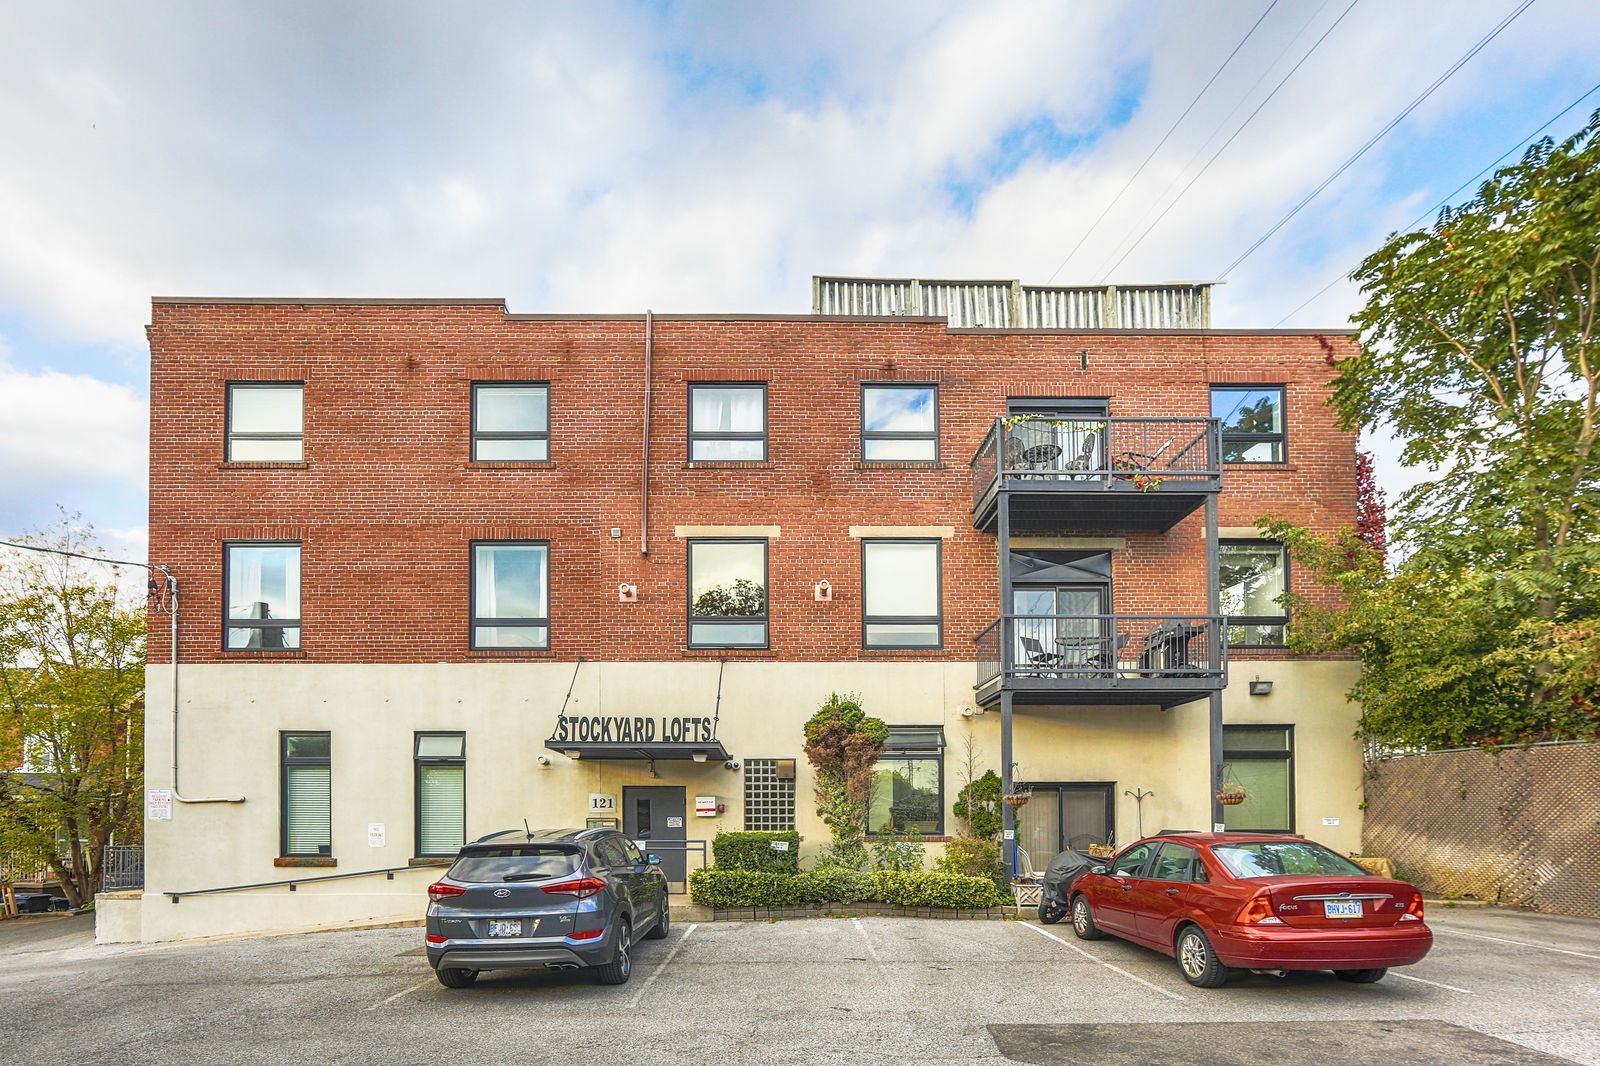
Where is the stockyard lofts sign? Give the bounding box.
[545,715,730,762]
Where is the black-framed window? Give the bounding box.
[281,732,331,857]
[689,383,766,461]
[1211,385,1285,463]
[1220,541,1288,647]
[867,726,944,835]
[1147,841,1207,882]
[227,382,303,461]
[471,542,549,649]
[1223,725,1294,832]
[415,733,466,858]
[861,383,938,461]
[861,539,942,648]
[472,382,549,461]
[687,538,768,647]
[224,542,301,650]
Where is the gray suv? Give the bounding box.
[425,827,670,987]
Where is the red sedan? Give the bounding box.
[1061,832,1432,988]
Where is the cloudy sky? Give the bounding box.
[2,0,1597,563]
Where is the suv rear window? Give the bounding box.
[1211,841,1370,878]
[448,845,581,883]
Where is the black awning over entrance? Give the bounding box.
[544,740,733,763]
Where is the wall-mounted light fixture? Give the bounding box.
[564,749,582,759]
[1248,677,1274,696]
[618,583,638,602]
[536,756,551,766]
[692,751,708,763]
[813,579,832,602]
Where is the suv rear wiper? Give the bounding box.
[501,873,556,882]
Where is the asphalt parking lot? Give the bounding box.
[1,906,1597,1066]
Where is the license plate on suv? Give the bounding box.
[1323,899,1363,919]
[487,919,524,937]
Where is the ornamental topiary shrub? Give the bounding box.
[687,869,804,908]
[872,870,1010,909]
[711,831,802,874]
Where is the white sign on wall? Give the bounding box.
[589,793,618,814]
[770,840,790,852]
[368,823,386,847]
[146,789,172,821]
[1321,817,1341,827]
[666,817,684,829]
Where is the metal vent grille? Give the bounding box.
[744,758,796,832]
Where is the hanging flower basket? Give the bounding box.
[1003,793,1032,807]
[1216,787,1248,806]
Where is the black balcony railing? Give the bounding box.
[971,416,1220,508]
[976,613,1227,705]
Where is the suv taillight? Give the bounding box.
[1236,894,1284,925]
[540,877,606,899]
[428,881,467,902]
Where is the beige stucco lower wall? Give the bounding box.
[137,659,1361,942]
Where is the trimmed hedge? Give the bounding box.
[711,831,802,874]
[690,867,1009,909]
[872,870,1011,909]
[689,869,802,908]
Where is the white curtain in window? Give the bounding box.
[864,542,938,617]
[693,387,763,432]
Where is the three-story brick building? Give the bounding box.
[118,277,1361,942]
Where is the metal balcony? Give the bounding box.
[970,417,1221,533]
[975,613,1227,709]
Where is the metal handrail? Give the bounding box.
[166,861,449,902]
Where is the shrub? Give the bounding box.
[873,870,1010,909]
[934,836,1008,891]
[952,770,1002,841]
[792,866,874,905]
[870,832,926,872]
[687,869,803,908]
[711,831,801,874]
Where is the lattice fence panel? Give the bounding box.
[1363,742,1600,918]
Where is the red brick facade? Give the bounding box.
[147,300,1358,666]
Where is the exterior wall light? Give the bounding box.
[692,751,708,763]
[813,579,832,602]
[618,583,639,602]
[1248,677,1273,696]
[564,749,582,759]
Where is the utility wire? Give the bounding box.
[1044,0,1283,284]
[1271,79,1600,327]
[1095,0,1364,282]
[1219,0,1539,279]
[0,538,160,573]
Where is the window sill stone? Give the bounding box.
[274,857,336,868]
[409,857,453,867]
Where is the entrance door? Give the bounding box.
[624,786,687,886]
[1023,783,1115,855]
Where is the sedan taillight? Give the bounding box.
[1401,893,1425,921]
[540,877,606,899]
[427,881,467,902]
[1236,894,1284,925]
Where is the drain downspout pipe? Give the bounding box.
[165,569,244,804]
[641,309,653,557]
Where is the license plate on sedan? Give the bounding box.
[487,919,524,937]
[1323,899,1363,918]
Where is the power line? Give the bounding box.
[1044,0,1283,284]
[0,538,163,575]
[1095,0,1364,282]
[1219,0,1539,279]
[1271,80,1600,327]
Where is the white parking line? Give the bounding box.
[1020,922,1187,1002]
[1389,971,1475,994]
[850,917,915,1010]
[1434,928,1600,961]
[366,979,430,1011]
[626,922,698,1008]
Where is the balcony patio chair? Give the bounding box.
[1113,436,1174,473]
[1061,431,1100,479]
[1019,635,1063,674]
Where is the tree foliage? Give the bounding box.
[1265,113,1600,748]
[0,518,146,905]
[802,693,887,867]
[690,579,765,618]
[951,769,1001,841]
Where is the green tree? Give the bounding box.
[1266,112,1600,747]
[951,769,1002,841]
[690,579,765,618]
[802,693,887,868]
[0,519,146,906]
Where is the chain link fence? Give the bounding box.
[1363,740,1600,918]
